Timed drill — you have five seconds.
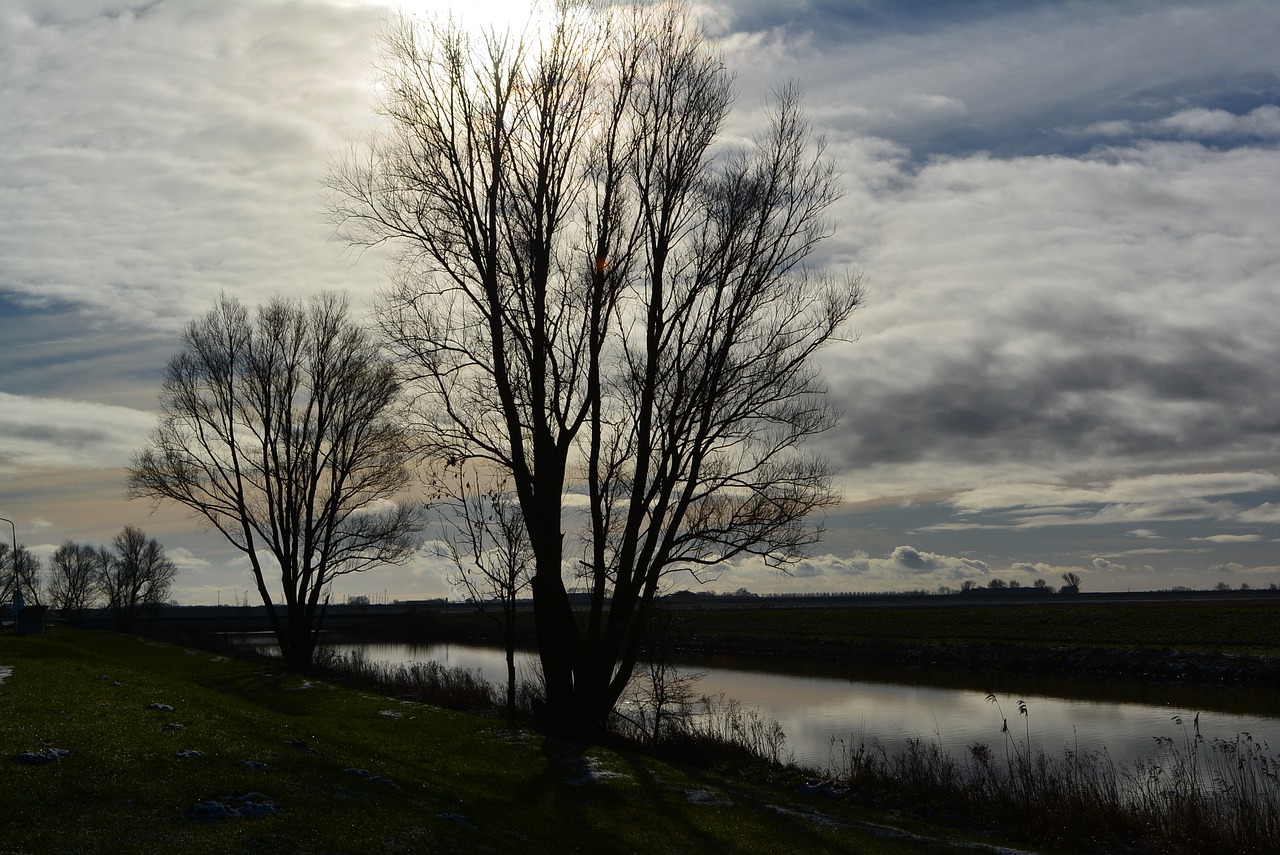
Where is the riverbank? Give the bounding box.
[1,626,1035,854]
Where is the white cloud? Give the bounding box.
[0,0,388,329]
[1084,119,1136,137]
[1159,106,1280,140]
[672,545,1087,594]
[0,392,155,471]
[1238,503,1280,524]
[948,473,1280,522]
[900,93,967,117]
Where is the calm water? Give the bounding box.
[292,638,1280,771]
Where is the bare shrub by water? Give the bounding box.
[312,647,498,711]
[825,700,1280,854]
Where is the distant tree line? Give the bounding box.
[2,525,175,632]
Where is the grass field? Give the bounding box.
[1,626,1035,855]
[380,597,1280,657]
[668,601,1280,653]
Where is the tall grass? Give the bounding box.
[310,647,499,711]
[824,697,1280,854]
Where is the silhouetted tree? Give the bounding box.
[46,540,101,617]
[327,3,861,733]
[1,543,42,608]
[129,293,424,670]
[1060,571,1082,594]
[97,525,174,632]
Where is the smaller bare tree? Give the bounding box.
[46,540,102,618]
[624,608,702,744]
[1060,572,1082,594]
[129,293,424,670]
[439,469,533,720]
[2,543,43,609]
[98,525,175,632]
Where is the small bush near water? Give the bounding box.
[614,690,793,772]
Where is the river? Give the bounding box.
[264,637,1280,772]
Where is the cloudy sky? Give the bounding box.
[3,0,1279,604]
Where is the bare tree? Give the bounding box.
[1060,572,1082,594]
[46,540,102,617]
[0,540,13,607]
[129,293,424,670]
[625,608,702,744]
[1,543,43,608]
[97,525,174,632]
[328,4,861,733]
[439,468,534,720]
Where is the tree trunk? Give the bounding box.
[505,639,517,723]
[282,605,316,672]
[530,569,582,734]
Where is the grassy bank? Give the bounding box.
[1,626,1028,854]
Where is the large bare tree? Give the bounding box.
[129,293,423,670]
[327,3,861,732]
[97,525,175,632]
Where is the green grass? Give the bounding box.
[1,627,1029,854]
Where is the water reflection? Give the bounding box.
[240,636,1280,771]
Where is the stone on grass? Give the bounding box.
[176,749,205,759]
[285,738,322,755]
[797,779,848,798]
[147,702,175,712]
[14,748,69,765]
[440,812,475,830]
[189,792,280,820]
